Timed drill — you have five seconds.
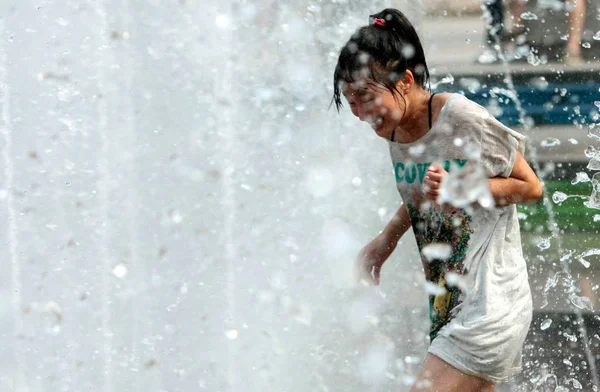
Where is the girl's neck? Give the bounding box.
[394,90,432,143]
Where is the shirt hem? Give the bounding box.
[428,339,521,384]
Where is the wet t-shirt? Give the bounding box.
[388,93,531,346]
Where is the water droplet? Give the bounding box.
[594,214,600,222]
[540,319,552,330]
[585,145,598,158]
[445,272,469,291]
[458,78,481,93]
[424,280,447,296]
[566,378,583,389]
[531,77,549,89]
[295,105,305,112]
[215,14,231,28]
[170,210,183,224]
[305,167,335,198]
[582,42,591,49]
[588,158,600,170]
[537,237,551,250]
[578,249,600,269]
[552,191,568,204]
[586,173,600,209]
[594,31,600,40]
[569,138,579,144]
[520,11,538,20]
[527,52,542,66]
[352,177,362,187]
[408,144,426,156]
[402,44,415,59]
[112,263,128,278]
[438,163,493,208]
[43,301,63,335]
[589,124,600,141]
[422,243,452,262]
[570,293,594,311]
[180,282,188,294]
[540,137,560,147]
[564,332,578,342]
[225,329,238,339]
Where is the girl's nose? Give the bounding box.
[357,106,370,122]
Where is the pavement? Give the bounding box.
[421,14,600,75]
[420,15,600,163]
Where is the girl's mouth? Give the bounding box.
[371,118,384,131]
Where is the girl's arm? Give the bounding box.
[381,203,412,248]
[424,153,542,206]
[356,204,412,285]
[489,151,543,205]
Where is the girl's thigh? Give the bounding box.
[410,353,495,392]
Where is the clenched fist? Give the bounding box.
[422,163,448,203]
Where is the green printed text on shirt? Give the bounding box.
[394,159,468,184]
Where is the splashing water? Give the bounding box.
[585,173,600,209]
[540,319,552,330]
[520,11,539,20]
[479,9,600,387]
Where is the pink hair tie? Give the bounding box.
[373,18,386,27]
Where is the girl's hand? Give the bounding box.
[355,234,393,285]
[423,163,448,202]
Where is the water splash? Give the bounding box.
[0,20,26,390]
[540,318,553,330]
[216,3,239,389]
[481,10,600,386]
[585,173,600,209]
[95,2,115,390]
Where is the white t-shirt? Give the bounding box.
[388,93,532,383]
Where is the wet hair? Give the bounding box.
[332,8,430,111]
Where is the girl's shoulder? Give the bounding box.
[433,93,490,125]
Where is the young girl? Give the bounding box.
[332,9,543,392]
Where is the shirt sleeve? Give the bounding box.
[479,114,526,178]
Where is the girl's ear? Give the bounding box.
[400,70,415,93]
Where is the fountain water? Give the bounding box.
[3,0,598,391]
[0,17,26,389]
[475,7,600,390]
[0,1,427,391]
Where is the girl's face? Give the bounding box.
[342,80,405,139]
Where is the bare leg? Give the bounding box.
[410,354,495,392]
[566,0,586,61]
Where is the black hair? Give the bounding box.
[332,8,430,112]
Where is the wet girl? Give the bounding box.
[332,8,543,392]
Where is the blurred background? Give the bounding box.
[0,0,599,391]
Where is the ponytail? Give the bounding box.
[332,8,430,111]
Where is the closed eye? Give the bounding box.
[361,95,374,103]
